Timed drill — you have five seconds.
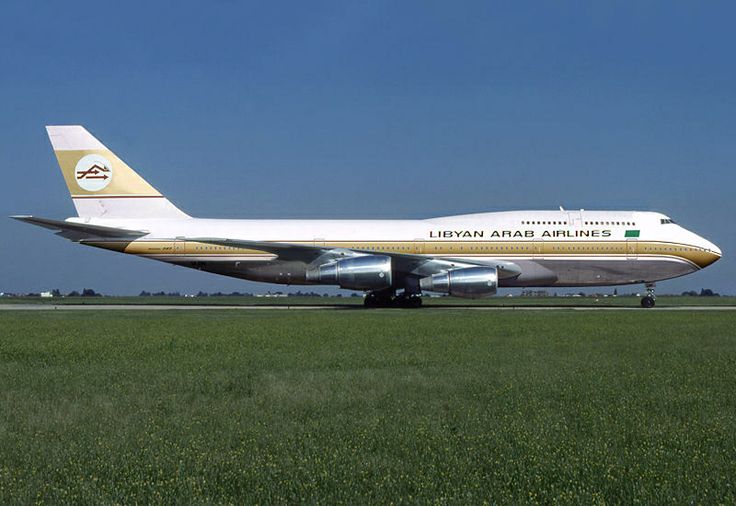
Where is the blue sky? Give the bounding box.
[1,1,734,295]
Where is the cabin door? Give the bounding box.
[567,211,582,228]
[626,239,638,259]
[533,239,544,258]
[414,239,425,255]
[174,238,185,256]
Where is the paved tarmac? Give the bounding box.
[1,304,735,311]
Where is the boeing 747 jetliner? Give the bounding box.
[13,126,721,307]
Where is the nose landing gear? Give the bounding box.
[641,283,656,308]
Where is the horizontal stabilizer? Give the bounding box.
[11,215,148,241]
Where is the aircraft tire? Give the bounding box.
[406,295,423,308]
[364,294,379,308]
[393,294,423,309]
[364,292,394,308]
[640,296,656,308]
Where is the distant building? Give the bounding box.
[40,291,54,298]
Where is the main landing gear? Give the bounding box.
[641,283,656,308]
[364,290,394,308]
[364,289,423,308]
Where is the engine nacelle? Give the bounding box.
[420,267,498,298]
[306,255,392,291]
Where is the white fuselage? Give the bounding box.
[81,209,721,289]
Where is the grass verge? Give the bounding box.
[1,310,734,503]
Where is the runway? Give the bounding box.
[1,304,735,311]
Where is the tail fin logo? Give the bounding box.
[74,154,113,191]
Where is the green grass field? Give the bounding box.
[1,309,735,503]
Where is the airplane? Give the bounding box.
[12,126,722,308]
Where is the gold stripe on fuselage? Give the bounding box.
[82,240,721,269]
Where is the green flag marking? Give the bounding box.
[625,230,640,238]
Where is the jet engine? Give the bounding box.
[306,255,392,290]
[420,266,498,298]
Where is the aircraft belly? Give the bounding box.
[506,257,698,287]
[500,260,558,286]
[159,254,697,289]
[169,258,312,285]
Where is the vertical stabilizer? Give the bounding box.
[46,125,189,219]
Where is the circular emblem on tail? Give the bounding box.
[74,154,113,191]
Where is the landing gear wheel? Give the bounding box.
[364,294,380,308]
[395,294,423,308]
[641,296,656,308]
[641,283,656,308]
[407,296,423,309]
[364,291,395,308]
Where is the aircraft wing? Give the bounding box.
[11,215,149,241]
[189,237,522,280]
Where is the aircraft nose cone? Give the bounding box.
[697,237,722,267]
[704,239,722,258]
[712,243,722,258]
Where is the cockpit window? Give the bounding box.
[660,218,676,224]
